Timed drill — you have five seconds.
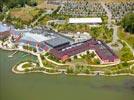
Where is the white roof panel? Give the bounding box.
[23,32,50,42]
[69,18,102,24]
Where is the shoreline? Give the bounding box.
[12,63,134,77]
[0,47,134,77]
[12,65,62,75]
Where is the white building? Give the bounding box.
[69,18,102,24]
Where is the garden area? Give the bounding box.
[66,51,101,67]
[90,25,113,43]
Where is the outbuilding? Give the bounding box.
[69,18,102,24]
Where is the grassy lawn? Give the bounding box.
[39,14,71,25]
[6,7,43,28]
[118,27,134,49]
[43,60,55,68]
[117,27,134,61]
[119,45,134,61]
[22,63,32,68]
[9,7,42,23]
[67,55,100,67]
[103,62,134,75]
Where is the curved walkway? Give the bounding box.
[1,46,134,77]
[45,56,68,66]
[100,1,112,27]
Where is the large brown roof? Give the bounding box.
[49,39,119,62]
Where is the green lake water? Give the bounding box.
[0,49,134,100]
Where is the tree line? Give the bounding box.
[121,13,134,34]
[0,0,37,12]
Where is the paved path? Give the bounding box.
[101,1,120,43]
[100,1,112,27]
[112,25,119,43]
[101,1,123,51]
[30,6,57,27]
[57,4,64,14]
[37,54,44,67]
[1,44,134,69]
[30,12,47,26]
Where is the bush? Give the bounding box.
[74,55,78,59]
[66,67,74,74]
[104,70,112,75]
[94,58,100,64]
[0,13,4,21]
[84,69,90,74]
[1,0,37,9]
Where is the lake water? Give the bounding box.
[0,49,134,100]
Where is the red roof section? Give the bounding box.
[49,39,119,62]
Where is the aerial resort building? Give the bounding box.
[11,29,73,52]
[0,23,11,40]
[7,24,119,64]
[49,39,120,64]
[69,18,102,25]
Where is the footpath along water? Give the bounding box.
[0,49,134,100]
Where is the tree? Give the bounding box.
[1,0,37,9]
[91,52,96,58]
[94,58,100,64]
[122,61,128,67]
[74,55,78,59]
[121,13,134,34]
